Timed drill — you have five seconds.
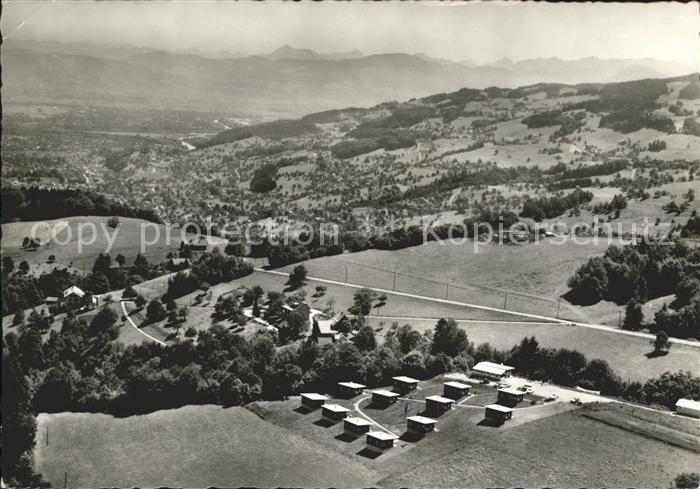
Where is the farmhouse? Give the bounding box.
[312,312,343,344]
[392,376,419,393]
[372,389,401,406]
[443,381,471,400]
[343,417,373,436]
[337,381,366,398]
[425,395,454,417]
[471,361,515,381]
[63,285,97,309]
[485,403,513,423]
[675,398,700,418]
[366,431,398,454]
[322,403,351,423]
[406,415,437,435]
[300,393,329,410]
[497,387,525,407]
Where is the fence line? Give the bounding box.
[311,258,567,319]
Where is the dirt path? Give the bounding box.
[121,301,167,345]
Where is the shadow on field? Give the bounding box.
[364,401,390,411]
[477,417,504,428]
[357,448,382,459]
[293,406,315,415]
[335,432,360,443]
[399,431,426,443]
[645,350,670,359]
[313,418,337,428]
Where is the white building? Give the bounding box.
[675,398,700,418]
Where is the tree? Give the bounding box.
[280,310,309,342]
[12,310,25,327]
[3,255,15,274]
[674,473,700,489]
[654,330,670,354]
[47,255,56,264]
[88,307,119,339]
[349,288,378,317]
[107,216,121,228]
[135,295,147,308]
[146,300,167,323]
[431,318,470,357]
[92,253,112,275]
[26,310,51,334]
[115,254,126,268]
[18,261,30,275]
[394,324,422,354]
[352,325,377,352]
[622,300,643,331]
[264,291,286,324]
[287,265,307,289]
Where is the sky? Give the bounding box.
[2,1,698,64]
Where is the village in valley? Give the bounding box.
[1,2,700,488]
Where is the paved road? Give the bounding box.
[254,268,700,348]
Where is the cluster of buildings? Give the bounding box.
[297,364,520,455]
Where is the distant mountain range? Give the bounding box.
[2,39,695,117]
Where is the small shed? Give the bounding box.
[371,389,400,406]
[406,415,437,435]
[443,381,471,400]
[485,404,513,423]
[300,393,329,410]
[344,417,373,436]
[366,431,398,453]
[392,376,419,393]
[675,398,700,418]
[322,403,351,422]
[337,381,366,398]
[497,387,524,407]
[425,395,454,417]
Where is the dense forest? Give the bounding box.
[567,240,700,339]
[1,187,161,224]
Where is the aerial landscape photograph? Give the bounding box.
[1,1,699,487]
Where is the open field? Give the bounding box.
[0,216,224,273]
[380,402,699,488]
[368,318,699,383]
[274,239,613,322]
[228,269,525,322]
[34,405,377,488]
[32,371,699,488]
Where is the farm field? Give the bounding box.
[0,216,223,273]
[34,405,378,488]
[368,318,699,383]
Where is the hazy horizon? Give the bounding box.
[2,1,698,65]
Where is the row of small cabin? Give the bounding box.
[300,372,519,454]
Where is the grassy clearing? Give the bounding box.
[275,240,610,322]
[229,270,524,322]
[380,403,699,488]
[34,405,377,488]
[1,216,218,273]
[369,318,699,383]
